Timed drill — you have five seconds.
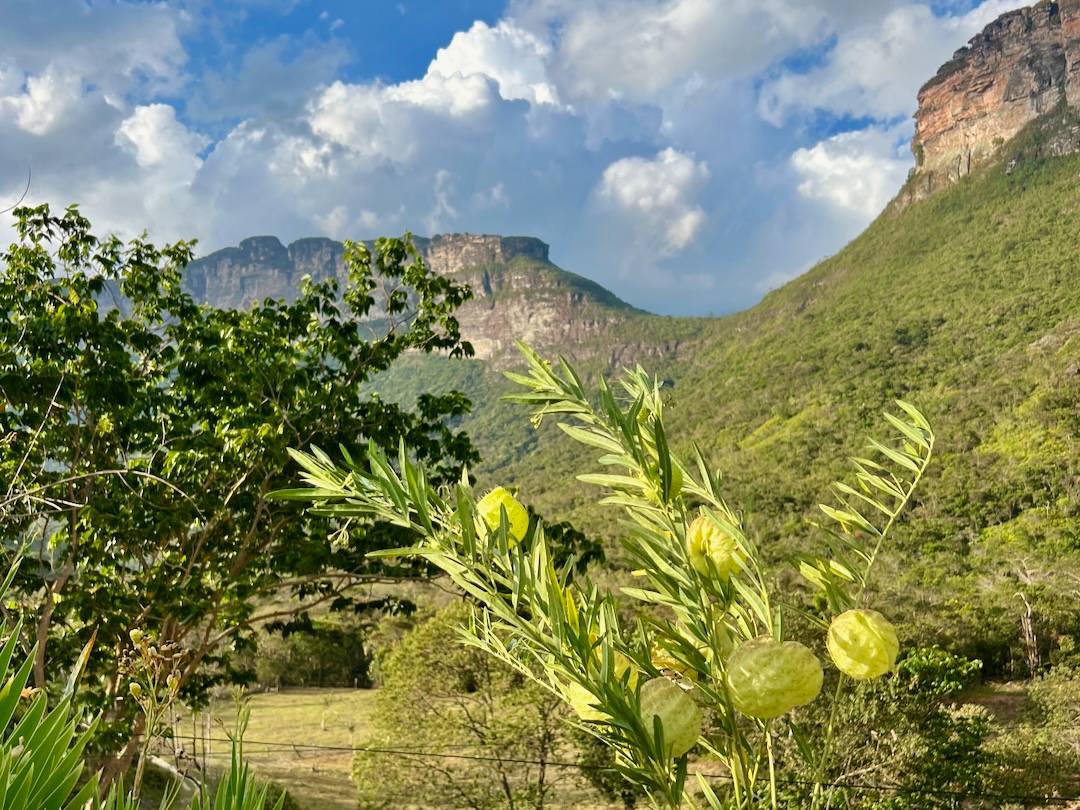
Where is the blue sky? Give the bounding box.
[0,0,1016,315]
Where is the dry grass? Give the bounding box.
[177,687,619,810]
[184,688,376,810]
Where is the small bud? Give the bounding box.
[638,677,701,758]
[128,682,143,698]
[685,515,741,580]
[129,629,144,645]
[827,609,899,680]
[476,487,530,545]
[166,673,180,692]
[726,638,823,719]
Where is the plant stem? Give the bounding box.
[811,675,847,809]
[131,726,150,801]
[765,721,778,810]
[857,447,931,602]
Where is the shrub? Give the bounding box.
[252,622,371,689]
[352,602,573,810]
[988,662,1080,800]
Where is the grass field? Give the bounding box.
[184,687,617,810]
[188,689,377,810]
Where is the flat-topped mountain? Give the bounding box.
[186,233,651,364]
[904,0,1080,204]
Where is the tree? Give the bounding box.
[0,204,477,769]
[353,602,574,810]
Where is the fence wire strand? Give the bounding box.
[188,735,1080,805]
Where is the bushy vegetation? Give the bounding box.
[288,338,1079,808]
[353,602,573,810]
[0,549,286,810]
[286,345,956,808]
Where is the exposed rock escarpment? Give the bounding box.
[186,233,639,364]
[902,0,1080,205]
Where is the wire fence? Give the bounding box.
[180,735,1080,807]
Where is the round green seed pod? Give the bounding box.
[638,677,701,758]
[827,609,899,680]
[476,487,530,545]
[726,638,823,719]
[685,515,741,580]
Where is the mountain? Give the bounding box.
[899,0,1080,207]
[186,0,1079,675]
[187,232,701,368]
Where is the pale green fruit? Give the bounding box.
[476,487,530,545]
[685,515,741,580]
[726,638,823,719]
[827,609,899,680]
[638,677,701,758]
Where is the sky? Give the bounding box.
[0,0,1019,315]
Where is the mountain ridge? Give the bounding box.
[186,231,656,365]
[902,0,1080,206]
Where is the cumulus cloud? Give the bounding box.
[512,0,829,102]
[187,36,351,124]
[0,0,187,101]
[0,67,83,135]
[428,20,558,105]
[597,147,710,256]
[791,125,912,219]
[116,105,209,170]
[759,0,1018,124]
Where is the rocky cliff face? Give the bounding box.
[903,0,1080,204]
[185,233,638,363]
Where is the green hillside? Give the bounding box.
[371,117,1079,676]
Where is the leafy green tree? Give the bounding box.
[0,204,476,768]
[353,601,574,810]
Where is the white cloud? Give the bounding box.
[791,125,912,218]
[0,66,83,135]
[597,147,710,254]
[306,71,499,167]
[425,169,460,233]
[512,0,836,103]
[428,20,559,105]
[0,1,187,102]
[187,36,351,123]
[116,105,209,170]
[759,1,1018,124]
[388,72,497,116]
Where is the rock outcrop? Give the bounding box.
[903,0,1080,203]
[185,233,638,364]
